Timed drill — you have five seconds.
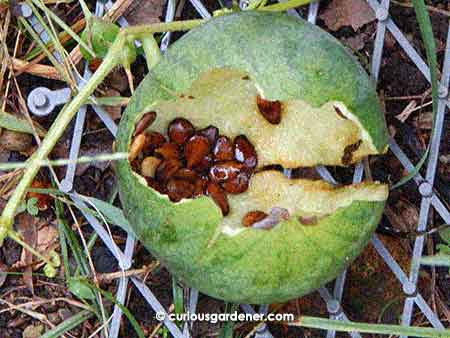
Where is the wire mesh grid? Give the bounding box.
[21,0,450,337]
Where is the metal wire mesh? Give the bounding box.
[21,0,450,337]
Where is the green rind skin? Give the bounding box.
[116,12,387,304]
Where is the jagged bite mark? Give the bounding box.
[342,140,362,165]
[333,105,348,120]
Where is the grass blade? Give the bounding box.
[420,254,450,267]
[55,199,70,281]
[0,153,128,171]
[55,199,90,275]
[19,17,71,84]
[412,0,439,120]
[392,0,439,189]
[82,195,136,236]
[291,316,450,337]
[391,147,429,189]
[0,109,45,136]
[172,278,184,315]
[29,0,96,58]
[40,310,93,338]
[83,281,146,338]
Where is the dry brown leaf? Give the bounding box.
[36,225,59,254]
[124,0,164,25]
[17,213,36,294]
[320,0,375,31]
[76,142,113,176]
[16,224,59,268]
[0,262,7,288]
[28,180,52,211]
[12,58,61,81]
[343,34,366,51]
[0,130,33,153]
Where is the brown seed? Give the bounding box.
[173,169,207,197]
[256,95,282,124]
[242,211,269,227]
[207,182,229,216]
[155,142,180,159]
[144,131,166,155]
[155,158,183,183]
[209,161,246,184]
[198,126,219,145]
[166,178,195,202]
[173,168,200,182]
[193,176,208,196]
[191,154,213,175]
[213,136,234,162]
[298,215,319,226]
[234,135,257,169]
[141,156,162,178]
[168,118,195,145]
[134,112,157,136]
[129,134,147,161]
[185,135,211,169]
[146,177,166,194]
[222,171,251,194]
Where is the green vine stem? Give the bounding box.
[0,4,313,251]
[142,35,162,70]
[0,20,206,246]
[259,0,312,11]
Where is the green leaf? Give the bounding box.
[218,317,235,338]
[438,227,450,245]
[420,254,450,267]
[391,148,429,190]
[26,198,39,216]
[40,310,93,338]
[43,263,57,278]
[83,196,136,236]
[172,278,184,315]
[292,315,450,337]
[68,277,96,300]
[219,303,237,338]
[436,244,450,255]
[0,110,45,136]
[411,0,439,121]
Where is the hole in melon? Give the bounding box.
[127,67,387,233]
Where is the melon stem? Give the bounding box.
[259,0,312,11]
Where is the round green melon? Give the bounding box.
[116,11,389,304]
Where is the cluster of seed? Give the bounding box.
[128,95,305,229]
[129,113,258,217]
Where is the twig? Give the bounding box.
[12,58,61,80]
[97,262,159,283]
